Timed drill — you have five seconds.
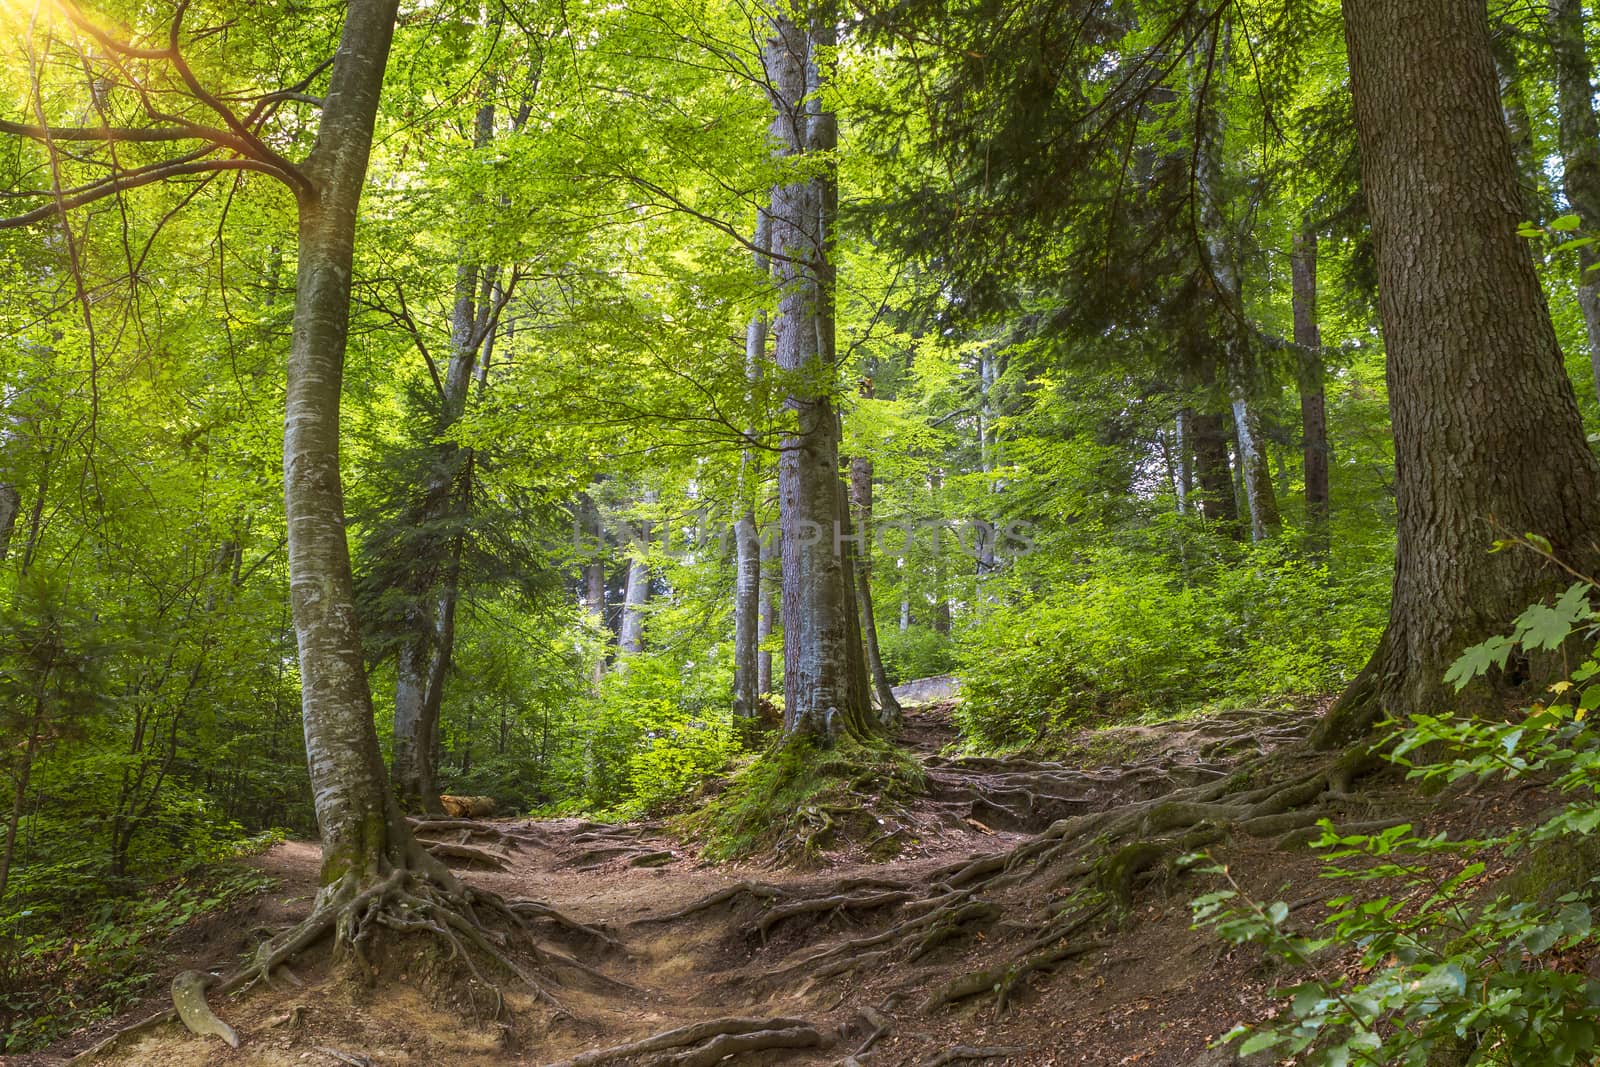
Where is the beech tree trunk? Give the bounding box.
[1173,408,1193,513]
[0,482,17,564]
[1318,0,1600,745]
[617,488,655,658]
[1293,227,1330,541]
[1492,30,1544,222]
[758,533,776,696]
[850,406,901,718]
[286,0,413,886]
[766,10,873,737]
[1550,0,1600,402]
[733,212,770,720]
[579,492,608,689]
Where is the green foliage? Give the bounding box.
[956,539,1386,749]
[682,734,927,863]
[0,854,277,1053]
[876,625,957,685]
[1191,580,1600,1065]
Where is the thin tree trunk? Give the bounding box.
[766,10,873,737]
[579,493,607,689]
[1318,0,1600,746]
[618,490,655,658]
[1550,0,1600,402]
[1492,28,1544,222]
[285,0,420,887]
[1195,17,1278,542]
[389,102,497,814]
[1190,410,1238,527]
[758,531,776,696]
[733,212,770,720]
[850,399,900,719]
[0,482,17,564]
[1173,408,1193,513]
[1293,226,1331,544]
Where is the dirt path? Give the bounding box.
[34,699,1458,1067]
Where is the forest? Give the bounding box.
[5,0,1600,1062]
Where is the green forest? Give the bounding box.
[6,0,1600,1062]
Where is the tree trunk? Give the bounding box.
[734,211,770,720]
[1550,0,1600,402]
[1292,226,1330,541]
[1318,0,1600,746]
[579,492,608,689]
[851,413,901,718]
[0,481,17,564]
[758,531,776,696]
[1190,410,1238,527]
[766,10,873,737]
[1195,17,1278,542]
[618,490,655,658]
[286,0,419,888]
[1491,27,1544,223]
[1173,408,1193,513]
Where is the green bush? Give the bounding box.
[876,625,958,685]
[955,541,1386,749]
[1191,578,1600,1066]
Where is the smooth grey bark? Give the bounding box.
[617,490,655,659]
[1173,408,1193,513]
[1195,18,1279,542]
[1550,0,1600,402]
[1492,28,1544,223]
[1318,0,1600,745]
[284,0,424,886]
[850,395,900,719]
[734,211,771,720]
[579,492,608,689]
[758,532,776,696]
[0,482,17,564]
[765,10,873,736]
[1292,226,1330,540]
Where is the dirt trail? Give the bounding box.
[35,699,1471,1067]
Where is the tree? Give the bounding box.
[0,0,536,988]
[1549,0,1600,401]
[764,5,875,737]
[1292,224,1330,541]
[1315,0,1600,745]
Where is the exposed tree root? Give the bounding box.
[425,840,511,869]
[924,1046,1026,1066]
[752,889,914,939]
[539,1016,820,1067]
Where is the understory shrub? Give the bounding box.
[1192,575,1600,1065]
[955,541,1387,749]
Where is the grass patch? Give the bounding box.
[679,732,926,865]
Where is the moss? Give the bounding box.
[677,733,925,864]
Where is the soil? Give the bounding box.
[17,699,1555,1067]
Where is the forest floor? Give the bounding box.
[23,697,1555,1067]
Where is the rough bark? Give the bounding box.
[1550,0,1600,402]
[734,212,770,720]
[765,11,873,736]
[285,0,414,886]
[1292,226,1330,540]
[1318,0,1600,746]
